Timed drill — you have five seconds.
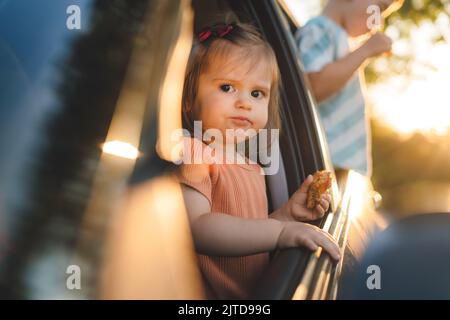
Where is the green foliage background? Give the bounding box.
[366,0,450,216]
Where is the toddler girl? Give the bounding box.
[178,22,340,299]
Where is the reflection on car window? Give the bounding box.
[0,0,94,233]
[0,0,149,298]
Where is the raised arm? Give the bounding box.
[307,32,392,103]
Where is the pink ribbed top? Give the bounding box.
[177,138,269,299]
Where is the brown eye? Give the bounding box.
[251,90,263,98]
[220,84,234,93]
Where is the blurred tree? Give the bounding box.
[371,119,450,189]
[365,0,450,84]
[392,0,450,25]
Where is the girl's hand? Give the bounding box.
[276,175,331,222]
[277,221,341,261]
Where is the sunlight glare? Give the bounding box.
[102,140,140,160]
[369,27,450,136]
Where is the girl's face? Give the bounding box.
[196,45,271,144]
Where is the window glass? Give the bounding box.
[0,0,149,298]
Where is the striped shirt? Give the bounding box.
[296,15,372,176]
[177,138,269,299]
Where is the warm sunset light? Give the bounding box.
[100,176,205,299]
[282,1,450,136]
[369,22,450,136]
[102,140,140,160]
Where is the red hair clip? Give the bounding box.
[198,23,234,43]
[217,24,233,37]
[198,30,212,42]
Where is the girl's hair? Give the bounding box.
[182,22,281,134]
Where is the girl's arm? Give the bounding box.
[181,184,340,261]
[181,185,283,256]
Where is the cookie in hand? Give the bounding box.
[306,170,332,209]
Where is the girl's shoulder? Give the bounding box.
[177,136,219,182]
[178,136,216,166]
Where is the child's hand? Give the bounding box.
[277,221,341,261]
[279,175,331,222]
[363,32,392,58]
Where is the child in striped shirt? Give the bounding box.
[297,0,404,176]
